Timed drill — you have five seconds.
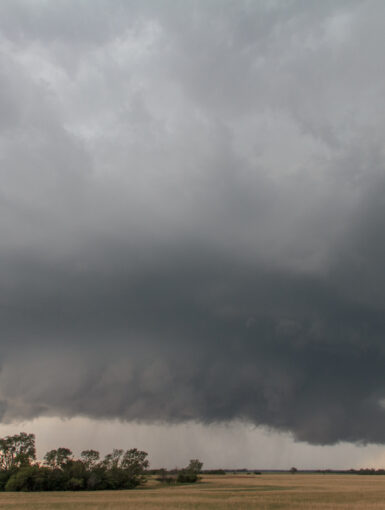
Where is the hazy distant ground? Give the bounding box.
[1,474,385,509]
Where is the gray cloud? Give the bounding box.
[0,0,384,445]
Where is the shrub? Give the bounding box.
[176,470,198,483]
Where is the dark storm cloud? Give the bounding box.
[0,0,385,444]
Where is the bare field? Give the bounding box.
[1,474,385,509]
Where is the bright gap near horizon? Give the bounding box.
[0,418,383,471]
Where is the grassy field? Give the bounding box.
[1,474,385,509]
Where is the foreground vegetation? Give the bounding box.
[0,473,385,509]
[0,432,201,491]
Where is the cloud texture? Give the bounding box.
[1,0,385,444]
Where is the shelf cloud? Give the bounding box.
[1,0,385,444]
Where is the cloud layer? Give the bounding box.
[1,0,385,444]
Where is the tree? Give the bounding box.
[101,447,149,489]
[0,432,149,492]
[102,449,123,470]
[121,448,149,472]
[44,448,73,469]
[5,465,48,492]
[0,433,36,470]
[177,459,203,484]
[80,450,100,469]
[187,459,203,474]
[120,448,149,486]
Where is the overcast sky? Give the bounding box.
[1,0,385,468]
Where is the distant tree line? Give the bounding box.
[202,469,227,475]
[316,468,385,475]
[292,469,385,475]
[351,469,385,475]
[0,432,203,492]
[148,459,204,484]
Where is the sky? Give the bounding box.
[1,0,385,469]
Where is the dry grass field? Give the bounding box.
[1,474,385,509]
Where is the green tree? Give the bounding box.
[44,448,73,469]
[102,449,123,469]
[120,448,149,486]
[0,433,36,470]
[187,459,203,474]
[177,458,203,484]
[5,466,48,492]
[0,432,149,492]
[80,449,100,469]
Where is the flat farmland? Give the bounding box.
[1,474,385,509]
